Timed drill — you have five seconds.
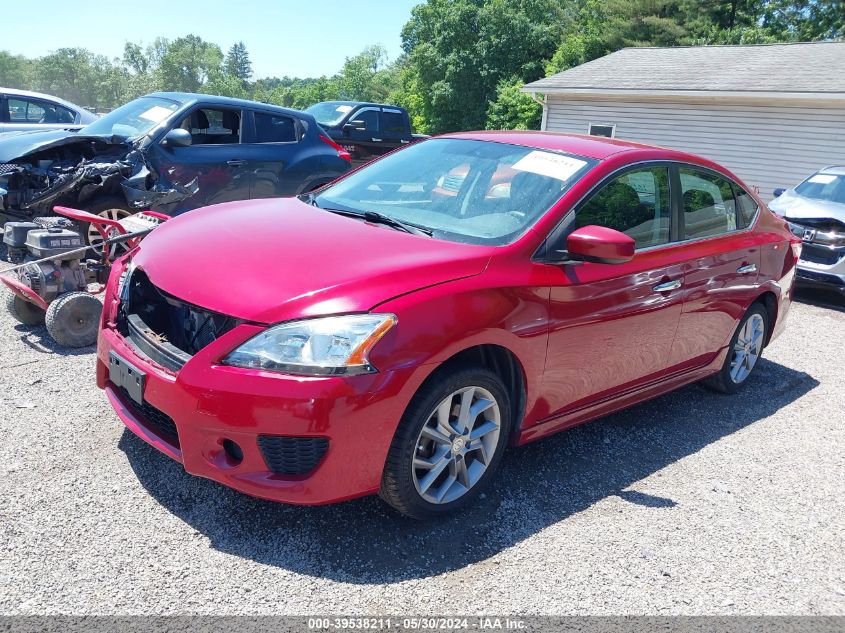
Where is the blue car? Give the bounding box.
[0,93,352,245]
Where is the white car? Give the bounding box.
[1,88,97,134]
[769,166,845,294]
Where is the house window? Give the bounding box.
[588,123,615,138]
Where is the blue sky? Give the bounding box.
[4,0,421,78]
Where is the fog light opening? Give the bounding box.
[222,439,244,466]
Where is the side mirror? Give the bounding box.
[565,225,635,264]
[162,128,192,147]
[773,188,786,198]
[344,120,366,132]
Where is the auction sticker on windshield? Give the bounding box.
[512,150,587,182]
[139,105,176,122]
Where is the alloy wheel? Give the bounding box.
[729,313,765,384]
[87,207,133,252]
[412,386,501,504]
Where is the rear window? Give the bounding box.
[254,112,297,143]
[380,110,406,134]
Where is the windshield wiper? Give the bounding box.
[319,206,433,237]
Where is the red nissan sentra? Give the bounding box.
[97,132,800,519]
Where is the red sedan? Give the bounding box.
[97,132,801,519]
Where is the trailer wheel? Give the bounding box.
[5,292,46,326]
[45,292,102,348]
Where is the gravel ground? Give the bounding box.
[0,276,843,616]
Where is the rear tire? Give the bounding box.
[5,292,46,326]
[45,292,102,348]
[703,303,769,394]
[380,367,511,519]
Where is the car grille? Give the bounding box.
[257,436,329,475]
[800,243,842,266]
[119,268,242,360]
[116,386,180,447]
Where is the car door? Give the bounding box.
[342,106,382,166]
[542,165,686,418]
[241,109,319,199]
[145,105,250,213]
[376,108,407,155]
[665,164,762,370]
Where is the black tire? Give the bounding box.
[5,291,46,326]
[45,292,102,348]
[380,366,511,519]
[703,303,769,394]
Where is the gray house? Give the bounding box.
[523,42,845,200]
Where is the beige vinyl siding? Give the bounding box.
[544,97,845,200]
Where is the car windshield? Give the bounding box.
[795,172,845,204]
[80,96,181,139]
[305,102,356,127]
[313,138,595,245]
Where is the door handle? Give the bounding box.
[226,159,246,167]
[653,279,682,292]
[737,263,757,274]
[371,137,383,142]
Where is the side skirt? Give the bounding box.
[516,347,729,445]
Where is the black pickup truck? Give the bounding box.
[305,101,428,166]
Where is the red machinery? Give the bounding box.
[1,206,166,347]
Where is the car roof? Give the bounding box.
[0,86,93,115]
[310,100,393,109]
[147,92,311,120]
[819,165,845,176]
[441,130,703,161]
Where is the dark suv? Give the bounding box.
[0,93,352,241]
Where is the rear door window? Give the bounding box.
[679,167,738,240]
[379,110,405,135]
[254,112,298,143]
[8,98,75,124]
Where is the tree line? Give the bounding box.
[0,0,841,134]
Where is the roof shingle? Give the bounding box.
[523,42,845,95]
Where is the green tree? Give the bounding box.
[401,0,566,133]
[0,51,32,89]
[486,77,542,130]
[157,35,223,93]
[225,41,253,82]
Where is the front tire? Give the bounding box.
[84,196,135,253]
[45,292,102,348]
[703,303,769,394]
[380,367,511,519]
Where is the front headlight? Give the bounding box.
[223,313,397,376]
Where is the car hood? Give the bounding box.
[0,128,115,162]
[131,198,492,324]
[769,190,845,223]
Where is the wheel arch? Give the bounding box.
[752,290,778,346]
[412,343,527,443]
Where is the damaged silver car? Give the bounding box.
[769,166,845,294]
[0,93,352,245]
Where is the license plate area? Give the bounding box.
[109,351,146,405]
